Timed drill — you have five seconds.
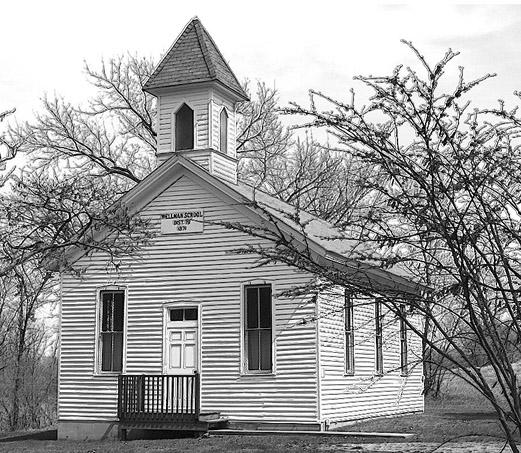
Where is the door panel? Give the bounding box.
[166,327,198,373]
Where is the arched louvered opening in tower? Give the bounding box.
[220,108,228,154]
[175,103,194,151]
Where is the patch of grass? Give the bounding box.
[345,380,519,445]
[344,397,509,443]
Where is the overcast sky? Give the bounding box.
[2,1,521,123]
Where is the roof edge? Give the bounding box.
[52,154,422,297]
[143,17,197,91]
[144,78,250,102]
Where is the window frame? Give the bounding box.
[241,281,275,375]
[94,287,127,376]
[172,102,195,151]
[375,299,384,375]
[399,304,409,376]
[344,290,355,375]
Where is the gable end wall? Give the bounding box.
[59,174,319,425]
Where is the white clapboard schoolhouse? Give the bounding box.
[55,17,424,440]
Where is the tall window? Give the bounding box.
[375,300,383,374]
[400,304,408,375]
[344,290,355,374]
[244,285,272,372]
[99,290,125,372]
[220,108,228,153]
[175,103,194,150]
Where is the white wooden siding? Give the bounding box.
[211,153,237,184]
[317,287,424,423]
[157,87,210,154]
[209,88,236,157]
[157,86,237,159]
[59,174,319,423]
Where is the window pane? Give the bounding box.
[345,294,353,331]
[246,288,258,329]
[247,330,260,370]
[170,309,183,321]
[220,109,228,152]
[346,331,354,373]
[184,308,198,321]
[101,333,113,371]
[259,330,272,370]
[101,295,111,332]
[113,294,124,332]
[259,287,271,328]
[175,104,194,151]
[112,332,123,372]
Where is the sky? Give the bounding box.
[1,1,521,125]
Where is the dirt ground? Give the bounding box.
[0,435,517,453]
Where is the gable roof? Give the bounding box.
[230,179,423,296]
[143,17,249,101]
[53,155,424,298]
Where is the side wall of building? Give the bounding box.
[58,173,319,439]
[317,288,424,425]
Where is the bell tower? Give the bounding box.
[143,17,249,184]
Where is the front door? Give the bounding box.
[165,307,199,374]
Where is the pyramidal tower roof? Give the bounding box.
[144,17,249,100]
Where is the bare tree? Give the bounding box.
[223,43,521,450]
[237,81,293,188]
[0,108,20,187]
[7,55,157,188]
[267,137,371,224]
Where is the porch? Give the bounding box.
[117,373,226,439]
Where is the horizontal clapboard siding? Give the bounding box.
[59,174,319,423]
[317,288,424,423]
[211,153,237,184]
[157,87,210,154]
[209,88,236,158]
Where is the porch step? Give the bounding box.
[199,411,222,421]
[207,417,229,430]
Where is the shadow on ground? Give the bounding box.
[0,429,57,443]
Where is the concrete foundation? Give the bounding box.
[58,420,119,441]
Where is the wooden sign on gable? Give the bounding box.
[161,210,204,234]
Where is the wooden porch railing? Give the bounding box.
[117,373,200,423]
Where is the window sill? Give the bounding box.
[344,371,355,377]
[239,372,275,378]
[93,371,123,377]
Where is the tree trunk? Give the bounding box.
[8,293,26,432]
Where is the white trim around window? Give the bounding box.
[240,280,276,376]
[344,290,355,375]
[170,99,197,152]
[93,286,128,376]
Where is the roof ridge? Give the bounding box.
[193,19,216,79]
[143,18,248,100]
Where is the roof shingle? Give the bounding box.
[144,17,249,100]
